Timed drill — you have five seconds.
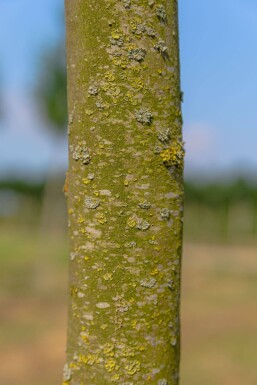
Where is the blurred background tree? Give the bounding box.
[36,44,67,135]
[35,39,67,234]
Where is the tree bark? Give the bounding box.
[63,1,184,384]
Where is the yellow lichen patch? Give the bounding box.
[128,297,135,304]
[70,286,78,297]
[101,82,111,92]
[82,178,90,185]
[111,55,128,69]
[124,179,129,186]
[128,282,137,288]
[85,109,93,116]
[96,264,104,272]
[125,42,136,51]
[79,353,100,365]
[80,331,90,343]
[124,360,141,375]
[129,17,142,32]
[96,213,108,224]
[100,324,108,330]
[111,374,120,381]
[104,71,115,82]
[108,85,121,97]
[134,78,144,90]
[150,268,159,276]
[103,272,113,281]
[105,358,118,372]
[175,108,182,117]
[131,319,137,329]
[121,345,135,357]
[111,31,121,39]
[70,362,79,369]
[125,91,138,106]
[127,216,137,228]
[77,216,85,224]
[160,142,185,170]
[130,66,142,75]
[103,343,115,357]
[136,345,146,352]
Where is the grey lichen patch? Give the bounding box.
[96,99,104,110]
[87,173,95,180]
[160,208,170,220]
[110,31,124,46]
[63,363,72,382]
[170,335,177,346]
[124,241,137,248]
[85,196,100,209]
[95,98,110,110]
[133,23,146,36]
[145,25,156,37]
[70,252,77,261]
[128,48,147,62]
[158,380,168,385]
[127,215,150,231]
[154,39,168,54]
[96,302,110,309]
[70,142,91,164]
[154,145,163,154]
[110,37,124,46]
[129,19,156,37]
[123,0,131,9]
[139,200,151,209]
[77,291,85,298]
[88,85,99,96]
[157,128,171,143]
[136,218,150,231]
[140,277,156,288]
[135,107,153,125]
[68,113,73,125]
[156,5,167,21]
[167,279,174,291]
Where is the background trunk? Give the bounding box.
[63,1,184,384]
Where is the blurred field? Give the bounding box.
[0,225,256,385]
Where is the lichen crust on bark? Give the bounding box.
[64,0,184,384]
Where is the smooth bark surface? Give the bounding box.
[63,1,184,384]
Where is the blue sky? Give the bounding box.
[0,0,257,179]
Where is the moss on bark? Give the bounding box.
[64,1,184,384]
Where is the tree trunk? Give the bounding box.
[63,1,184,384]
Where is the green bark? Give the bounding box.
[63,1,184,384]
